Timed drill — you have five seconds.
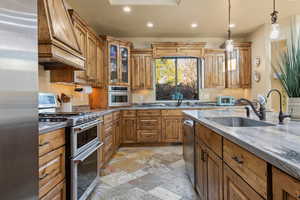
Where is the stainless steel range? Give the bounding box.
[39,93,103,200]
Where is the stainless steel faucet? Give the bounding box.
[236,98,266,121]
[267,89,291,124]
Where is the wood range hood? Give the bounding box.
[38,0,85,70]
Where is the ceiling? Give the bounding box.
[66,0,300,38]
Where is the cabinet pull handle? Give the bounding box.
[201,150,207,162]
[39,173,49,180]
[39,141,50,147]
[232,156,244,164]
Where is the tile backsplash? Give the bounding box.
[39,66,90,106]
[132,88,251,103]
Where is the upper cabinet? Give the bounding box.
[131,49,153,90]
[152,42,207,58]
[102,36,132,86]
[204,49,226,89]
[38,0,85,70]
[226,42,252,89]
[50,10,104,88]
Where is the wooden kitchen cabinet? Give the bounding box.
[102,36,132,86]
[273,167,300,200]
[39,147,65,199]
[196,124,222,158]
[162,117,183,143]
[114,119,121,149]
[206,147,223,200]
[39,129,66,200]
[195,138,223,200]
[122,117,137,143]
[40,180,66,200]
[224,164,264,200]
[152,42,207,58]
[226,42,252,89]
[195,139,207,200]
[131,49,153,90]
[86,31,98,82]
[204,49,226,89]
[223,139,267,198]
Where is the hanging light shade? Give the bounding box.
[270,0,280,40]
[226,0,234,52]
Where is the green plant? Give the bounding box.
[273,27,300,97]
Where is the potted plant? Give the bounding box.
[273,27,300,120]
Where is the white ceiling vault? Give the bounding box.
[66,0,300,37]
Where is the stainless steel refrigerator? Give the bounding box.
[0,0,38,199]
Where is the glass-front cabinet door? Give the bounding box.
[120,46,129,84]
[109,43,119,83]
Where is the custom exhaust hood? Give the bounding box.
[38,0,85,70]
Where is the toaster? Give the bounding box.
[216,96,236,106]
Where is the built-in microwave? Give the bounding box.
[108,86,130,107]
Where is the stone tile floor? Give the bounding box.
[89,145,198,200]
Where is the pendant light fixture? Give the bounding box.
[270,0,280,40]
[226,0,234,52]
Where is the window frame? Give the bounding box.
[154,57,202,102]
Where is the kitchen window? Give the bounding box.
[155,58,200,101]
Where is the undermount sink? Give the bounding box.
[205,117,276,127]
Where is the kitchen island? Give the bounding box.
[183,109,300,200]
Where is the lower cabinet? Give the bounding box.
[137,130,160,143]
[40,180,66,200]
[224,164,264,200]
[272,167,300,200]
[114,119,121,149]
[195,139,223,200]
[38,129,66,200]
[122,117,137,143]
[162,117,183,143]
[195,139,207,200]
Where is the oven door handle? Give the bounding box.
[73,119,102,133]
[73,142,103,164]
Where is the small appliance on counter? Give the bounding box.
[216,96,236,106]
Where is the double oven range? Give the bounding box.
[39,94,103,200]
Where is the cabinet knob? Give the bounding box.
[232,156,244,164]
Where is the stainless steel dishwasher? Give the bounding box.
[183,119,195,186]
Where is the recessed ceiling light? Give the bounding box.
[147,22,154,28]
[191,23,198,28]
[229,23,236,28]
[123,6,131,13]
[110,0,181,6]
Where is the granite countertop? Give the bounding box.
[39,122,68,134]
[183,109,300,180]
[38,105,242,134]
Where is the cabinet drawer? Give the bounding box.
[122,110,136,117]
[223,139,267,198]
[273,167,300,200]
[137,130,160,143]
[39,129,65,157]
[113,111,121,120]
[103,113,113,124]
[137,110,161,117]
[161,110,183,116]
[104,134,113,150]
[40,180,66,200]
[103,123,113,138]
[39,147,65,199]
[224,164,264,200]
[137,117,161,130]
[196,124,222,157]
